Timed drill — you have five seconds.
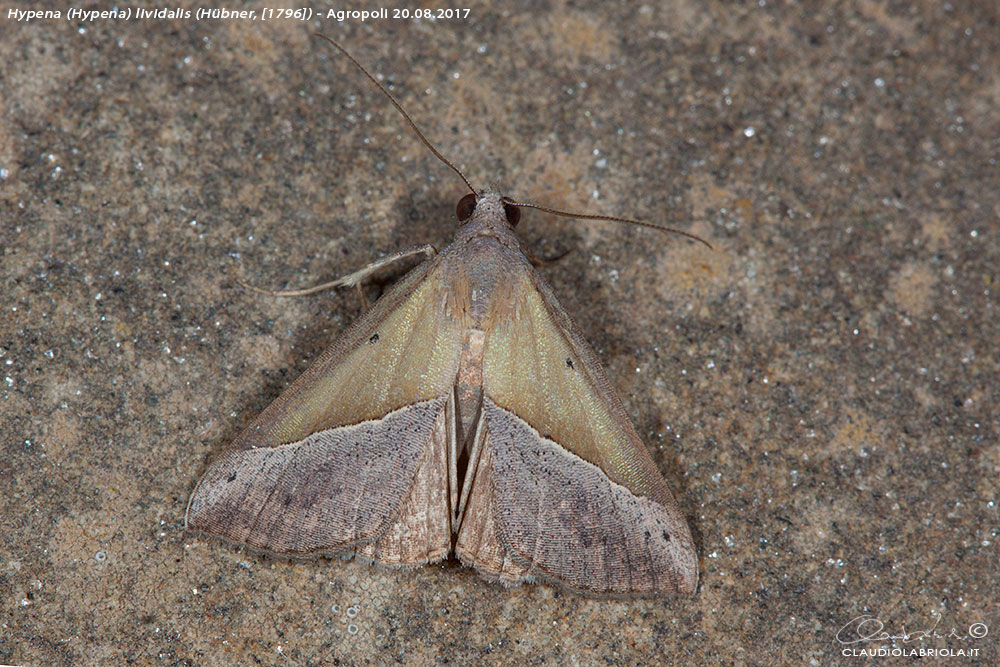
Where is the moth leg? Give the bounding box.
[237,244,438,297]
[354,284,369,311]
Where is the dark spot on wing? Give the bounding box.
[368,333,380,344]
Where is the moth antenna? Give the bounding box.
[501,197,713,249]
[315,33,476,195]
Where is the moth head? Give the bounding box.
[456,193,521,227]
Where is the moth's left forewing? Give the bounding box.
[458,269,698,596]
[186,259,464,563]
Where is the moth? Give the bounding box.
[185,35,700,597]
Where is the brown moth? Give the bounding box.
[185,35,699,597]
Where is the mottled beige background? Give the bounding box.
[2,1,997,665]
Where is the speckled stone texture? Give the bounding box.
[2,3,996,665]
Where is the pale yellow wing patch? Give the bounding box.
[233,260,464,451]
[483,271,673,504]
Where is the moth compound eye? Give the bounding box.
[456,193,477,222]
[503,203,521,226]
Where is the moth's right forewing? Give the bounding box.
[186,258,464,563]
[459,268,698,596]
